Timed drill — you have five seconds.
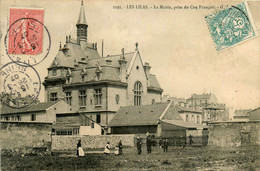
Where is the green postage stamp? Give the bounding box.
[206,2,256,51]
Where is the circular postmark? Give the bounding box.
[0,62,41,108]
[4,17,51,66]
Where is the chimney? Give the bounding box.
[144,62,151,86]
[118,48,127,82]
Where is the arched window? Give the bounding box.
[192,115,195,122]
[134,81,142,106]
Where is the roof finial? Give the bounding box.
[81,0,83,5]
[121,48,125,59]
[135,42,138,51]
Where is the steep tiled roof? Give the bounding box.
[162,120,208,129]
[109,103,182,127]
[0,101,58,115]
[49,50,75,68]
[149,74,161,89]
[88,52,135,69]
[48,42,100,69]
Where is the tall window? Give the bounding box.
[186,115,189,122]
[31,114,36,121]
[79,90,87,106]
[50,93,58,101]
[197,116,200,124]
[94,89,102,105]
[96,114,101,123]
[191,115,195,122]
[134,81,142,106]
[16,115,21,121]
[65,92,72,105]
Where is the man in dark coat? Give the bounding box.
[189,134,194,146]
[163,139,168,153]
[118,140,123,155]
[146,136,152,154]
[159,138,162,149]
[137,136,142,155]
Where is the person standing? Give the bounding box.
[136,136,142,155]
[159,138,162,149]
[77,140,85,157]
[118,140,123,155]
[189,134,194,146]
[104,142,110,155]
[163,139,168,153]
[146,136,152,154]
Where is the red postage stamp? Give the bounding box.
[8,8,44,55]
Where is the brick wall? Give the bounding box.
[0,121,52,154]
[208,121,260,147]
[52,134,135,150]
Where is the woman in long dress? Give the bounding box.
[77,140,85,157]
[118,140,123,155]
[104,142,110,155]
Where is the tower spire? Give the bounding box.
[76,0,88,45]
[77,1,87,25]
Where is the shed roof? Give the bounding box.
[0,101,59,115]
[162,120,208,129]
[109,102,182,127]
[248,107,260,121]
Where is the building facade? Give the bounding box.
[0,100,75,123]
[43,2,163,130]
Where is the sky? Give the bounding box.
[0,0,259,111]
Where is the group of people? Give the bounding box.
[136,134,169,154]
[76,140,123,157]
[77,134,195,157]
[104,140,123,155]
[159,139,169,152]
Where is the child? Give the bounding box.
[115,145,119,155]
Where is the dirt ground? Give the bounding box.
[1,145,259,170]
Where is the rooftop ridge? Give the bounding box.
[119,102,169,108]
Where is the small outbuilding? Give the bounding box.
[109,102,208,142]
[109,102,183,135]
[53,112,104,136]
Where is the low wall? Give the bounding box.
[0,121,52,155]
[208,121,260,147]
[52,134,135,150]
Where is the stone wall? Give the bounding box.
[208,121,260,147]
[0,121,52,155]
[52,134,135,150]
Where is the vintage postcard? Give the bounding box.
[0,0,259,170]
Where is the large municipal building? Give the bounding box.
[43,1,163,130]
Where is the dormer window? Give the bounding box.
[81,68,86,82]
[81,75,85,82]
[81,58,86,61]
[52,68,57,76]
[66,76,71,84]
